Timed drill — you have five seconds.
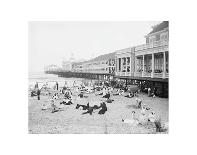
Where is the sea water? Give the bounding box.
[28,71,94,90]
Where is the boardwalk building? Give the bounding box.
[70,52,115,80]
[45,21,169,97]
[115,21,169,97]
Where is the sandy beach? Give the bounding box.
[28,88,169,134]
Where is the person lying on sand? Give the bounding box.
[82,106,94,115]
[76,103,90,110]
[106,98,114,103]
[102,92,110,99]
[60,98,73,105]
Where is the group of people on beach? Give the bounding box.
[29,80,167,132]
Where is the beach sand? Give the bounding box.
[28,90,169,134]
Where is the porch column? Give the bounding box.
[125,57,127,76]
[151,53,154,78]
[135,57,137,72]
[130,54,132,76]
[142,55,145,77]
[163,51,166,78]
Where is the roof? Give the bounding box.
[148,21,169,35]
[73,52,115,66]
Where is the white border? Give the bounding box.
[1,0,197,155]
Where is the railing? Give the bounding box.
[143,72,151,77]
[115,72,131,76]
[134,72,142,77]
[135,40,169,51]
[153,73,163,78]
[165,73,169,78]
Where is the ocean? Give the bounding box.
[28,71,93,90]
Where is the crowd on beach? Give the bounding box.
[29,80,168,133]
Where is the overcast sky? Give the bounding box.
[28,21,161,72]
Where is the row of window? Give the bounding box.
[146,32,168,44]
[73,67,115,73]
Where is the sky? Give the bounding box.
[28,21,161,72]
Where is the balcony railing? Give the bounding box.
[143,72,151,77]
[134,72,142,77]
[135,40,169,51]
[153,73,163,78]
[134,71,168,79]
[115,71,131,76]
[165,73,169,78]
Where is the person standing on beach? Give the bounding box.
[35,82,38,89]
[56,81,59,90]
[37,88,41,100]
[148,88,151,97]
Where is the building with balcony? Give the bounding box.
[134,21,169,97]
[134,21,169,80]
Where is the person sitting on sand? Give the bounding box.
[124,86,128,92]
[78,92,84,98]
[119,89,124,96]
[31,90,37,97]
[52,93,59,100]
[102,92,110,99]
[50,100,61,113]
[148,111,156,123]
[148,88,151,97]
[113,89,120,96]
[82,103,94,115]
[106,98,114,103]
[140,106,147,115]
[98,102,107,115]
[122,111,139,126]
[125,92,134,98]
[135,97,142,109]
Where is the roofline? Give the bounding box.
[145,28,169,38]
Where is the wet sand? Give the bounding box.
[28,90,169,134]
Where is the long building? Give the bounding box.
[71,52,115,80]
[46,21,169,97]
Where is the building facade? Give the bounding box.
[134,21,169,79]
[72,52,115,75]
[115,47,135,77]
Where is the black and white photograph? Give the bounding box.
[2,0,197,154]
[28,21,169,134]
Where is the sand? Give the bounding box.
[28,89,169,134]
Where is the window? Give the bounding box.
[118,58,121,71]
[127,66,130,72]
[146,37,149,44]
[156,34,160,41]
